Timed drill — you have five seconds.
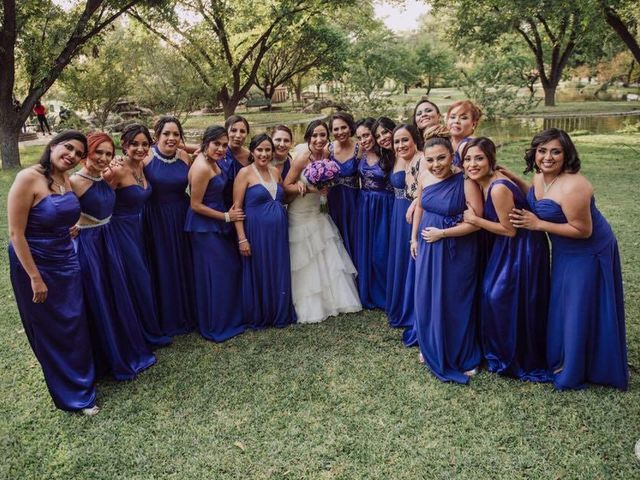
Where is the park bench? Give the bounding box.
[245,97,272,108]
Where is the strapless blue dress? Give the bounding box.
[76,180,156,380]
[111,184,170,347]
[480,180,550,382]
[144,148,195,336]
[528,187,628,390]
[328,143,360,260]
[185,170,245,341]
[414,173,481,384]
[220,148,244,209]
[356,157,393,309]
[9,192,96,411]
[242,182,296,328]
[386,170,414,328]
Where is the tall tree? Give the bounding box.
[599,0,640,64]
[0,0,159,168]
[433,0,600,106]
[133,0,354,117]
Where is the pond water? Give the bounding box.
[185,112,640,146]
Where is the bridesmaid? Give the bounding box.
[446,100,482,167]
[412,98,442,136]
[410,127,482,384]
[271,124,293,180]
[328,111,360,260]
[71,133,156,380]
[221,115,251,208]
[461,137,550,382]
[144,116,195,336]
[186,126,246,341]
[386,124,423,329]
[8,131,98,414]
[373,117,396,156]
[355,117,394,309]
[509,128,628,390]
[108,124,170,347]
[233,133,297,328]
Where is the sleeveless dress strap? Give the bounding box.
[251,163,278,201]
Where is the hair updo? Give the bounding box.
[120,123,152,154]
[422,125,453,154]
[248,133,274,163]
[153,116,184,141]
[200,125,227,155]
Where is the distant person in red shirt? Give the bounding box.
[33,100,52,135]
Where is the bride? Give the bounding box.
[283,120,362,323]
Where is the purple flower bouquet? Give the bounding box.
[303,159,340,213]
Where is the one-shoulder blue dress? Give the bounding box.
[242,176,296,328]
[76,179,156,380]
[480,180,550,382]
[144,148,195,336]
[528,187,628,390]
[111,184,170,347]
[328,143,360,260]
[221,148,244,209]
[9,192,96,411]
[185,169,245,342]
[415,173,481,384]
[356,157,393,309]
[386,170,414,328]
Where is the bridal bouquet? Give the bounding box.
[303,159,340,213]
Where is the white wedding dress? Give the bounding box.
[288,175,362,323]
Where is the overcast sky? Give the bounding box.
[374,0,429,32]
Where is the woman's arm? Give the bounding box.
[283,152,309,196]
[405,198,418,224]
[190,161,244,222]
[232,169,251,256]
[496,165,530,193]
[410,180,424,259]
[509,178,593,238]
[7,170,48,302]
[464,183,517,237]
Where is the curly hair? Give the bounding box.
[39,130,87,190]
[524,128,581,174]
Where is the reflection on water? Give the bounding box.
[186,113,640,145]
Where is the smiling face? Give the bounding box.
[205,134,229,163]
[534,138,564,175]
[86,141,114,174]
[463,145,491,181]
[331,118,351,143]
[375,125,393,150]
[51,140,85,172]
[309,125,329,154]
[415,102,440,131]
[251,139,273,167]
[447,107,476,139]
[156,122,181,155]
[272,129,292,159]
[423,144,453,179]
[228,121,248,150]
[355,125,375,153]
[393,128,417,160]
[125,133,151,163]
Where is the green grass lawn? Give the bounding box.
[1,134,639,479]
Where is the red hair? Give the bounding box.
[446,100,482,123]
[86,132,114,159]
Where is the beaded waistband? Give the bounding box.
[334,175,359,189]
[77,213,112,229]
[394,187,407,199]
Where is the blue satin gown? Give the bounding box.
[415,172,481,384]
[356,157,393,309]
[144,148,196,336]
[111,184,170,347]
[386,171,414,328]
[242,178,296,328]
[185,169,245,342]
[480,180,550,382]
[221,148,244,209]
[9,192,96,411]
[76,179,156,380]
[528,187,628,390]
[328,143,360,260]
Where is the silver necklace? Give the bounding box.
[76,171,102,182]
[132,168,145,187]
[51,178,66,194]
[155,147,178,164]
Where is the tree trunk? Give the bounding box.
[0,120,21,169]
[543,85,556,106]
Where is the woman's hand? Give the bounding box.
[463,201,479,225]
[410,239,418,259]
[317,186,329,196]
[421,227,445,243]
[238,240,251,256]
[296,180,307,196]
[227,205,245,222]
[31,276,48,303]
[69,224,80,239]
[405,201,416,224]
[509,208,540,230]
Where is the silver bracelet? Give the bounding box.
[224,211,230,223]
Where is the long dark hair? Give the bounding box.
[248,133,274,163]
[411,98,441,132]
[200,125,228,156]
[39,130,87,190]
[524,128,581,174]
[355,117,390,172]
[372,116,396,172]
[303,119,330,144]
[393,124,424,153]
[120,123,152,154]
[329,111,356,136]
[461,137,497,170]
[153,116,184,141]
